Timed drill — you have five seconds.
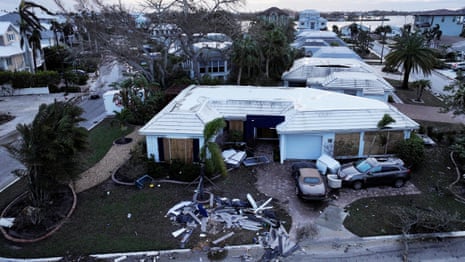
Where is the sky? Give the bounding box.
[1,0,464,14]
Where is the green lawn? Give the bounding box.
[0,118,290,258]
[0,167,290,258]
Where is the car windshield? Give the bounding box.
[355,160,372,173]
[303,177,321,185]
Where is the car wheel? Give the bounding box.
[353,181,363,190]
[394,178,405,188]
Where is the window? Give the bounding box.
[6,57,12,66]
[7,33,15,41]
[441,16,445,22]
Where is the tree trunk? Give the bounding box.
[402,67,411,89]
[265,58,270,79]
[236,66,242,85]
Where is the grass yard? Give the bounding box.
[0,118,290,258]
[386,78,445,107]
[0,167,290,258]
[79,118,134,172]
[344,145,465,236]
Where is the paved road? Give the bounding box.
[0,93,107,192]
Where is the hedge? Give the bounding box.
[0,71,61,89]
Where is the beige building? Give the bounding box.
[0,22,29,72]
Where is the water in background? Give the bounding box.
[327,15,414,32]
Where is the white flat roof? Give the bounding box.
[140,85,418,136]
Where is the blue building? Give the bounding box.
[414,8,465,36]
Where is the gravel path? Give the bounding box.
[73,128,143,193]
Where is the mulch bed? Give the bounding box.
[1,184,75,241]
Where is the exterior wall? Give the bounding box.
[415,15,465,36]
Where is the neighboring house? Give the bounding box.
[340,23,370,38]
[181,33,232,81]
[139,85,418,163]
[292,31,346,56]
[257,7,292,27]
[297,9,328,32]
[312,71,393,102]
[282,57,374,87]
[413,8,465,36]
[0,22,27,71]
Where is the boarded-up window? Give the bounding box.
[229,120,243,132]
[334,133,360,157]
[364,130,405,155]
[163,138,194,163]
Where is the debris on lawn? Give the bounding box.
[165,192,298,258]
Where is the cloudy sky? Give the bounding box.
[1,0,464,13]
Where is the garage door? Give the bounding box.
[285,134,322,160]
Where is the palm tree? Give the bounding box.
[195,118,227,201]
[231,35,260,85]
[260,26,291,79]
[6,101,88,223]
[50,20,62,46]
[18,0,54,73]
[28,28,42,71]
[385,33,438,89]
[411,79,431,102]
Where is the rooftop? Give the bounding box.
[139,85,418,136]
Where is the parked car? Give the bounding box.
[291,161,316,175]
[293,167,327,200]
[451,62,465,71]
[337,157,410,190]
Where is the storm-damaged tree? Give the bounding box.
[55,0,243,87]
[441,71,465,115]
[6,101,88,225]
[112,74,166,125]
[18,0,54,72]
[390,206,465,261]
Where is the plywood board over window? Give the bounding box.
[163,138,194,163]
[363,130,404,155]
[228,120,243,132]
[334,133,360,157]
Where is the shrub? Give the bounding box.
[34,71,60,87]
[0,71,12,85]
[11,71,33,88]
[394,134,425,169]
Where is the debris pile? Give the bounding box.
[165,193,298,258]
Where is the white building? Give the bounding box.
[297,10,328,32]
[139,85,418,163]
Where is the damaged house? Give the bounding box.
[139,85,418,164]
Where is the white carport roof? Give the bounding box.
[312,46,361,60]
[321,71,394,95]
[139,85,418,136]
[282,57,375,82]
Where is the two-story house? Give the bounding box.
[297,10,328,32]
[0,22,27,71]
[414,8,465,36]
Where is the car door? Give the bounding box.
[379,166,402,184]
[365,165,382,186]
